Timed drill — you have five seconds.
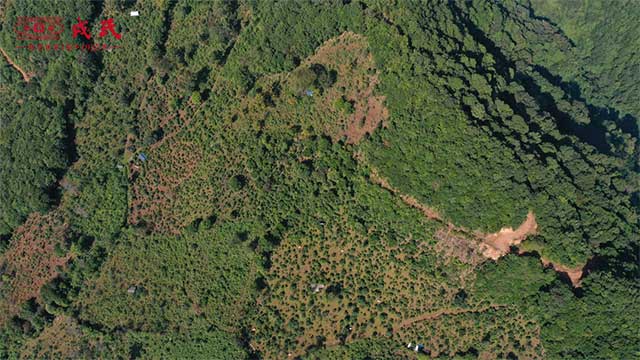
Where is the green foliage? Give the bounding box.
[474,255,555,306]
[66,169,127,241]
[75,225,256,334]
[537,273,640,359]
[527,0,640,120]
[306,338,415,359]
[0,324,25,359]
[0,100,67,235]
[334,96,355,114]
[361,0,638,267]
[122,331,248,360]
[291,67,319,94]
[0,0,637,358]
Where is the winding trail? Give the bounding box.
[370,167,443,221]
[370,165,537,257]
[0,47,32,82]
[369,165,588,286]
[393,304,506,333]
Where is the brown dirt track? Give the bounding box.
[0,46,32,82]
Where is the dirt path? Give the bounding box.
[393,304,504,332]
[363,151,587,289]
[374,166,583,287]
[370,167,443,221]
[0,46,32,82]
[541,257,584,287]
[370,166,536,257]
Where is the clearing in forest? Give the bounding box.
[128,32,390,235]
[289,31,389,143]
[481,212,538,260]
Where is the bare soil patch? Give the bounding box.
[434,227,485,266]
[481,212,538,260]
[128,140,203,234]
[541,257,584,287]
[298,32,389,143]
[20,315,84,359]
[344,76,389,144]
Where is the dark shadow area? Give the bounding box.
[449,1,638,158]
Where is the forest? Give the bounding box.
[0,0,638,359]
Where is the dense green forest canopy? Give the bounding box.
[0,0,637,359]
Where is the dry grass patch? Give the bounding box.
[0,212,70,325]
[286,32,389,143]
[20,315,84,359]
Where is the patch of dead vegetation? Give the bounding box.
[20,315,84,359]
[296,31,389,143]
[344,75,389,144]
[129,139,203,234]
[434,227,485,266]
[0,211,70,325]
[128,113,252,235]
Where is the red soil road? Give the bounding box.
[369,167,443,221]
[481,212,538,260]
[540,256,584,287]
[0,46,33,82]
[393,304,505,333]
[367,163,583,288]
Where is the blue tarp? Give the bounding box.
[304,89,313,97]
[138,153,147,161]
